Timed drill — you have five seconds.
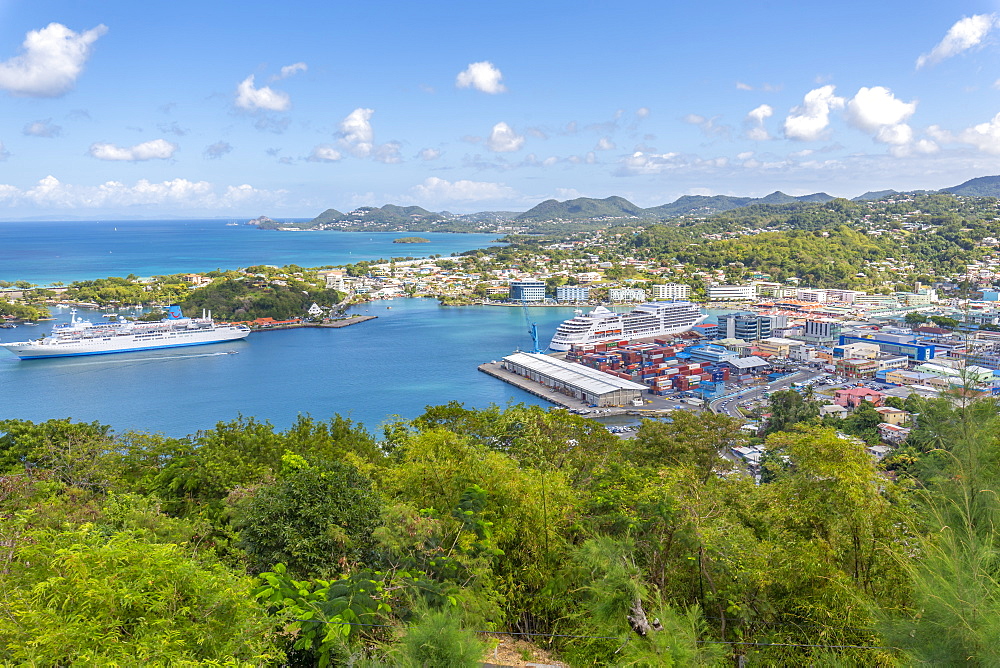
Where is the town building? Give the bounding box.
[555,285,590,302]
[501,352,647,407]
[718,313,773,341]
[509,280,546,302]
[609,288,647,302]
[650,283,691,300]
[706,285,756,301]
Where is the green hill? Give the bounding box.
[515,196,645,222]
[942,175,1000,197]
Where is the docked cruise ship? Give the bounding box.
[1,306,250,359]
[548,301,707,351]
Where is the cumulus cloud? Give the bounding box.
[23,119,62,137]
[338,108,375,157]
[745,104,773,140]
[843,86,928,154]
[486,122,524,152]
[204,141,233,159]
[595,137,616,151]
[783,85,844,141]
[417,148,441,160]
[0,23,107,97]
[934,113,1000,154]
[411,176,517,202]
[455,61,506,94]
[917,14,997,68]
[636,107,650,119]
[307,145,342,162]
[88,139,178,161]
[0,175,285,210]
[845,86,916,132]
[736,81,753,91]
[276,62,307,79]
[235,74,290,112]
[616,151,682,175]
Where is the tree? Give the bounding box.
[763,389,819,435]
[235,453,382,577]
[904,312,928,326]
[0,525,281,665]
[632,411,745,481]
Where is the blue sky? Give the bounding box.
[3,0,1000,218]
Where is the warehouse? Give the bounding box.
[502,352,647,406]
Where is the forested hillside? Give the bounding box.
[2,396,998,665]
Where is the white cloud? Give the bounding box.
[88,139,178,161]
[373,141,402,164]
[595,137,616,151]
[410,176,517,202]
[783,85,844,141]
[486,122,524,152]
[917,14,997,68]
[0,175,285,210]
[338,107,375,157]
[845,86,916,132]
[23,119,62,137]
[204,141,233,159]
[455,61,506,94]
[736,82,753,91]
[0,23,107,97]
[948,112,1000,154]
[736,151,754,160]
[616,151,682,175]
[235,74,291,112]
[307,145,342,162]
[417,148,441,160]
[636,107,650,119]
[277,62,307,79]
[745,104,773,140]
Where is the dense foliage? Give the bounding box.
[181,278,344,320]
[1,396,998,665]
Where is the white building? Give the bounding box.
[706,285,756,301]
[609,288,647,302]
[650,283,691,300]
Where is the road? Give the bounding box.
[709,370,824,418]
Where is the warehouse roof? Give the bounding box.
[503,352,647,395]
[727,355,769,370]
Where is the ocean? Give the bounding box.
[0,220,732,437]
[0,301,586,436]
[0,219,503,284]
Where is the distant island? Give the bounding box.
[393,236,430,244]
[241,174,1000,235]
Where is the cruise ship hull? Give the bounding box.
[1,306,251,360]
[3,328,249,359]
[549,302,706,351]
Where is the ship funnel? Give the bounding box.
[166,305,183,319]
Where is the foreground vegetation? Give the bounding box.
[2,396,998,665]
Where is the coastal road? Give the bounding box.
[709,370,824,418]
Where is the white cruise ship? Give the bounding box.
[548,301,706,351]
[1,306,250,359]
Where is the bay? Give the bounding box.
[0,219,502,284]
[0,300,590,436]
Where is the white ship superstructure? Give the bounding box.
[548,301,706,351]
[1,306,250,359]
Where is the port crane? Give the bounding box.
[521,301,543,353]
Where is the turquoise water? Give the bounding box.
[0,221,734,437]
[0,300,588,436]
[0,220,502,284]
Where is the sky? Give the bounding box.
[3,0,1000,219]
